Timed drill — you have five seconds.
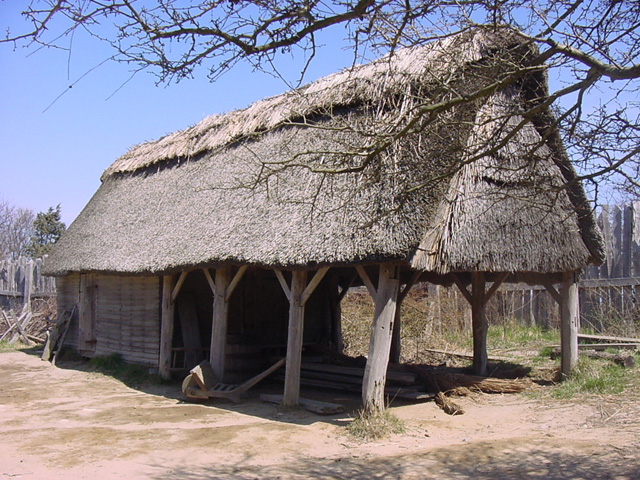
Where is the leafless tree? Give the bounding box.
[0,198,35,260]
[3,0,639,198]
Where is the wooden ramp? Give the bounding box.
[182,358,285,404]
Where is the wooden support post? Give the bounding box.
[283,270,307,407]
[328,274,342,353]
[210,266,233,381]
[453,273,491,376]
[279,267,329,406]
[541,278,562,305]
[362,263,399,413]
[78,274,96,353]
[202,268,215,293]
[390,271,420,364]
[159,275,177,380]
[171,271,189,303]
[561,271,580,379]
[225,265,248,302]
[23,259,34,311]
[471,272,488,377]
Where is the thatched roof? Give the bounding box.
[45,27,603,277]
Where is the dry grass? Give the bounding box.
[346,408,406,441]
[340,285,639,401]
[341,286,558,365]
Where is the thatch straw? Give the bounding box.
[435,391,465,415]
[45,27,603,277]
[102,29,529,179]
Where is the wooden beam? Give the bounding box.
[210,266,232,381]
[452,273,473,305]
[356,265,377,298]
[561,271,580,379]
[399,270,421,304]
[159,275,176,380]
[390,270,420,364]
[337,272,357,304]
[202,268,215,293]
[329,274,344,354]
[362,263,399,413]
[485,272,509,302]
[171,271,189,303]
[471,272,488,377]
[581,277,640,287]
[578,333,640,344]
[540,277,562,305]
[283,270,307,407]
[390,304,403,365]
[301,267,329,306]
[225,265,248,302]
[23,259,33,311]
[274,269,291,302]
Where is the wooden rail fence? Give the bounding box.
[0,256,56,310]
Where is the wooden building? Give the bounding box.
[44,28,603,411]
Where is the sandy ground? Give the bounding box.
[1,350,639,480]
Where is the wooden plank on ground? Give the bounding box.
[578,343,640,350]
[578,333,640,344]
[552,343,640,351]
[274,374,422,398]
[300,363,417,385]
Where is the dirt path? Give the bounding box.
[1,351,639,479]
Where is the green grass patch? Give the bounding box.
[551,356,635,398]
[346,408,406,442]
[88,353,164,387]
[0,340,16,353]
[486,323,559,350]
[538,346,554,359]
[0,340,43,354]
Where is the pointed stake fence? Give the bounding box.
[0,256,56,310]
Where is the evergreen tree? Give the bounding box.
[26,205,66,258]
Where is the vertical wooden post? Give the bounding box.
[159,275,176,380]
[328,274,343,353]
[362,263,399,413]
[210,266,232,381]
[561,271,580,378]
[390,271,420,364]
[23,259,33,311]
[78,273,96,353]
[471,272,488,377]
[390,306,403,365]
[283,270,307,407]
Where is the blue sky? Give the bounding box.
[0,2,355,226]
[1,3,632,227]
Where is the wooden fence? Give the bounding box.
[488,202,640,334]
[0,256,56,310]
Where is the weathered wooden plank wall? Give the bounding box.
[56,274,81,348]
[93,275,161,366]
